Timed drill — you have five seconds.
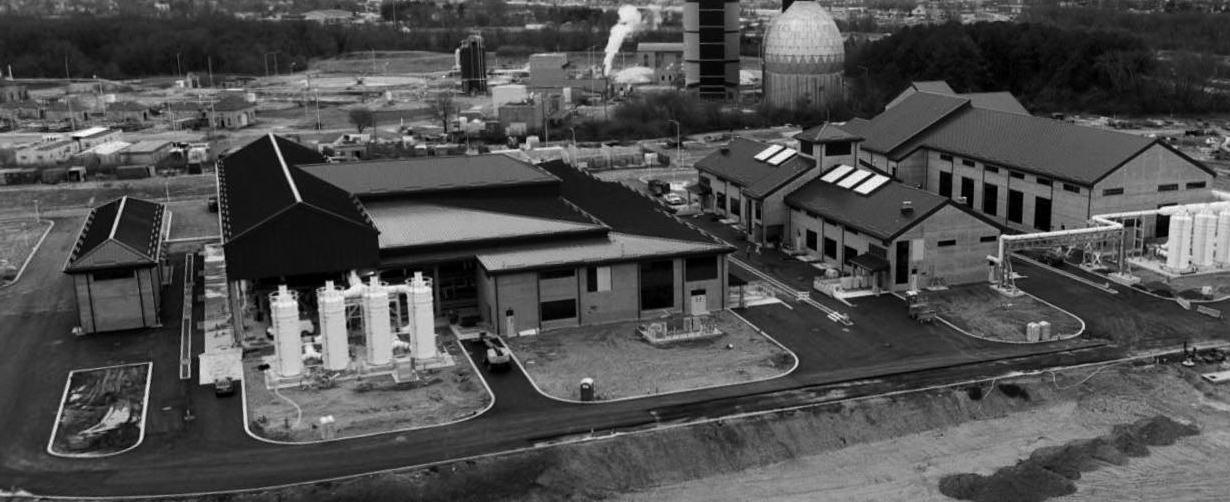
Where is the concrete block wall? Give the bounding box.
[1092,144,1215,236]
[579,263,640,325]
[493,272,539,336]
[74,267,159,334]
[538,273,580,331]
[897,205,999,287]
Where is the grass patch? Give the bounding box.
[505,310,795,401]
[166,199,220,240]
[50,363,150,456]
[927,286,1082,342]
[0,175,217,215]
[0,219,51,284]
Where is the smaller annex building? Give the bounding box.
[63,196,168,334]
[786,165,1003,292]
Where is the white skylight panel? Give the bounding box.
[766,148,797,166]
[853,174,891,195]
[820,164,855,183]
[837,169,873,188]
[754,144,785,161]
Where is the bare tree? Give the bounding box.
[348,107,374,133]
[430,91,454,134]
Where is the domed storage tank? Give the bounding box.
[762,0,845,110]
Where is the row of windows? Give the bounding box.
[1101,181,1206,197]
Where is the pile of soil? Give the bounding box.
[938,415,1199,502]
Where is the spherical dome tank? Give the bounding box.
[763,1,844,74]
[762,0,845,109]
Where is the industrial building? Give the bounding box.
[636,42,685,86]
[217,134,734,338]
[457,35,488,95]
[798,85,1217,236]
[683,0,740,99]
[762,0,845,109]
[63,196,168,334]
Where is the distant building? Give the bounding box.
[303,9,353,24]
[107,101,152,123]
[457,35,488,95]
[70,127,121,152]
[0,80,29,103]
[63,196,168,334]
[14,140,75,165]
[315,132,369,161]
[121,140,174,166]
[44,102,89,125]
[211,95,256,129]
[636,42,685,86]
[762,0,845,110]
[683,0,740,99]
[528,53,606,97]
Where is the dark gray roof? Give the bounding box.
[794,122,864,144]
[65,196,165,272]
[300,155,559,197]
[694,137,818,199]
[895,107,1179,185]
[960,92,1029,115]
[910,81,955,94]
[213,95,255,112]
[785,171,950,241]
[855,92,970,155]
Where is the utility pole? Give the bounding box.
[207,56,214,88]
[668,119,681,169]
[64,55,76,131]
[176,52,183,79]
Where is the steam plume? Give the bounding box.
[604,5,643,76]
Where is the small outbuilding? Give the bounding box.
[64,196,169,334]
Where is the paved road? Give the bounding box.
[0,223,1214,497]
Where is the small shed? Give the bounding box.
[64,196,169,334]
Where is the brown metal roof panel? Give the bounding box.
[859,92,969,154]
[785,175,948,240]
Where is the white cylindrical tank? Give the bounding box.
[1166,215,1184,270]
[1038,320,1052,340]
[1194,211,1217,267]
[270,285,302,378]
[1026,322,1040,342]
[408,272,438,360]
[363,276,393,366]
[1218,210,1230,265]
[1175,213,1193,270]
[317,281,349,371]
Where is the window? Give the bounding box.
[823,237,837,259]
[539,268,575,280]
[845,226,859,236]
[1037,177,1052,187]
[985,165,1000,174]
[805,229,818,250]
[685,256,718,281]
[586,266,611,292]
[938,240,957,247]
[960,177,975,207]
[1187,181,1207,189]
[961,159,975,167]
[983,183,998,216]
[93,269,134,281]
[979,235,998,243]
[716,192,726,210]
[1007,189,1024,224]
[1158,184,1179,192]
[753,202,762,220]
[1155,203,1177,238]
[540,299,577,321]
[894,241,910,285]
[1102,187,1124,196]
[729,197,741,216]
[1010,172,1025,180]
[843,246,858,264]
[1062,183,1081,194]
[939,171,953,198]
[825,141,851,156]
[1034,196,1052,231]
[939,154,953,162]
[639,260,675,310]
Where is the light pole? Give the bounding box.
[176,52,183,79]
[568,126,577,164]
[667,119,681,169]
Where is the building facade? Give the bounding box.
[458,35,488,95]
[636,42,685,86]
[683,0,740,100]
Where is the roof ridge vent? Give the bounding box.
[901,201,913,215]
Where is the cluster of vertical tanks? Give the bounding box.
[1166,208,1230,271]
[268,271,439,379]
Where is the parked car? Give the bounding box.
[214,377,236,397]
[646,179,670,196]
[207,196,219,213]
[662,193,687,206]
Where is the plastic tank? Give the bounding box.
[1218,210,1230,265]
[363,276,392,366]
[1166,215,1184,270]
[317,281,349,371]
[1038,320,1052,340]
[1192,212,1214,267]
[408,272,438,360]
[270,285,302,378]
[1175,213,1193,270]
[1026,322,1040,342]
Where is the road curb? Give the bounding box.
[0,219,53,290]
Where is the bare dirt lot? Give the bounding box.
[0,175,216,216]
[243,340,491,443]
[505,311,795,401]
[166,199,219,241]
[50,363,150,457]
[928,286,1084,342]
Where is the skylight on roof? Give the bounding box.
[820,165,855,183]
[766,148,797,166]
[754,144,785,161]
[853,174,891,195]
[837,169,873,188]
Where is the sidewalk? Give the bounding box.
[689,214,827,292]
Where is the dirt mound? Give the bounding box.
[938,415,1199,502]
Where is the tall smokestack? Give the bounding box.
[604,5,644,76]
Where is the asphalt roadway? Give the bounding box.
[0,221,1221,497]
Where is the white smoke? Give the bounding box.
[604,5,644,77]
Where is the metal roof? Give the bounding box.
[694,137,819,199]
[213,95,254,112]
[855,92,970,155]
[785,172,950,241]
[959,92,1029,115]
[477,232,728,273]
[299,155,559,197]
[910,81,955,94]
[124,140,172,154]
[364,201,606,249]
[896,107,1162,185]
[793,122,864,143]
[65,196,166,272]
[636,42,684,52]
